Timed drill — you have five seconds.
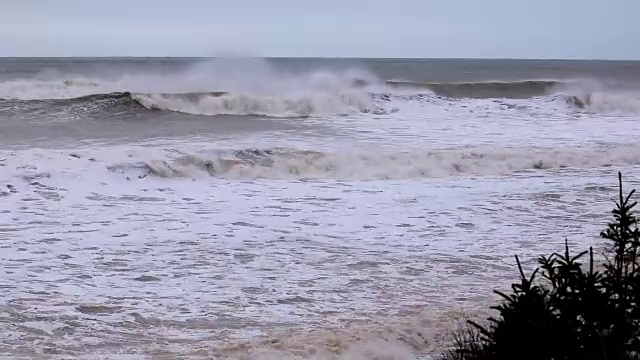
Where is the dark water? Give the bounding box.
[2,57,640,83]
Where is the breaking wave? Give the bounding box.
[2,90,383,118]
[3,66,640,117]
[105,146,640,181]
[0,60,385,117]
[131,91,378,117]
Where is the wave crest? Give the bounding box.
[131,91,379,117]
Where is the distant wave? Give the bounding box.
[386,79,566,99]
[105,146,640,181]
[383,79,640,112]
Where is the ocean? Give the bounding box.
[1,57,640,359]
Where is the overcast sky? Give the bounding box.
[0,0,637,59]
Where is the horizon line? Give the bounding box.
[0,56,637,62]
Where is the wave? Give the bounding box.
[105,146,640,181]
[3,90,384,118]
[382,78,640,113]
[386,79,566,99]
[0,62,385,117]
[5,87,640,118]
[130,91,379,117]
[3,72,640,117]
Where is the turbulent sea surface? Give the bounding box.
[1,57,640,359]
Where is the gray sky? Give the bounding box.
[1,0,637,59]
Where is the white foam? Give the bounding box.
[567,91,640,114]
[0,144,627,358]
[101,145,640,181]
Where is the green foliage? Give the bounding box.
[442,172,640,360]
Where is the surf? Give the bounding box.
[103,145,640,181]
[1,90,383,118]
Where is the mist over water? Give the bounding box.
[1,57,640,359]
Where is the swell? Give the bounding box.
[386,79,565,99]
